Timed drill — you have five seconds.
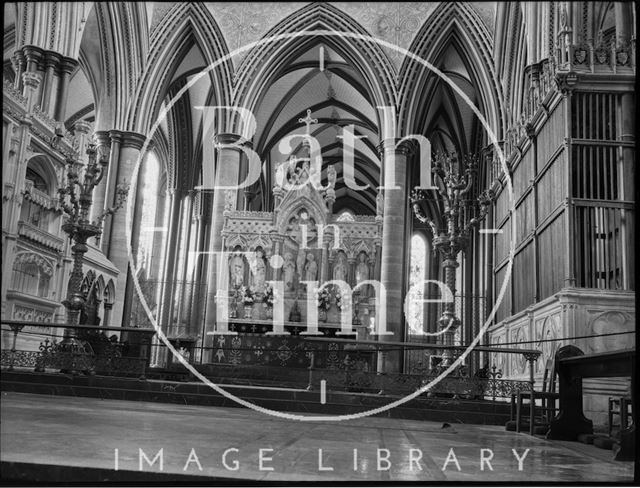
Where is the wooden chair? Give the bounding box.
[516,358,559,435]
[608,396,632,437]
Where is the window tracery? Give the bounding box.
[10,252,54,298]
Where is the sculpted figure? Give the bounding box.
[304,253,318,281]
[296,248,307,281]
[327,164,337,190]
[251,249,266,289]
[229,254,244,288]
[355,253,370,284]
[283,252,296,291]
[333,253,348,282]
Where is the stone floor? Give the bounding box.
[0,391,635,482]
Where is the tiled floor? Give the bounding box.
[0,391,634,482]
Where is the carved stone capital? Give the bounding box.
[22,45,44,65]
[376,138,415,156]
[59,56,78,75]
[22,71,42,89]
[107,130,152,151]
[214,133,253,149]
[43,51,62,69]
[73,120,93,135]
[94,130,112,150]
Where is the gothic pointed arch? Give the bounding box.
[80,2,148,131]
[14,2,88,58]
[125,2,232,135]
[232,2,397,134]
[398,2,504,139]
[494,2,528,126]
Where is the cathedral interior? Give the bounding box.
[0,2,636,482]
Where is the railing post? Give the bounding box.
[377,349,387,395]
[138,334,150,380]
[306,351,315,391]
[7,324,25,371]
[524,352,540,435]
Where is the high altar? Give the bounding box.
[219,149,383,336]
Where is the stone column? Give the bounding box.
[187,212,205,335]
[377,139,411,373]
[158,188,183,335]
[620,92,635,289]
[22,46,42,75]
[100,131,123,254]
[103,131,151,328]
[176,191,195,330]
[271,235,284,281]
[150,189,168,281]
[614,3,631,45]
[91,131,111,230]
[55,57,78,122]
[41,51,61,116]
[203,134,244,346]
[320,240,330,283]
[103,303,113,328]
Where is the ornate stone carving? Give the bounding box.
[12,304,54,323]
[13,252,54,275]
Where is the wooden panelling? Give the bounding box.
[494,218,512,266]
[516,193,535,244]
[513,150,533,200]
[495,184,510,225]
[513,242,535,313]
[537,213,566,299]
[536,152,565,224]
[537,102,565,167]
[495,265,511,323]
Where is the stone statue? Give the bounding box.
[229,253,244,288]
[251,249,266,289]
[327,164,337,190]
[296,248,307,281]
[356,253,370,284]
[304,253,318,281]
[376,190,384,217]
[333,253,348,282]
[295,160,310,186]
[283,252,296,291]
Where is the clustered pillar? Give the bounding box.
[377,139,412,373]
[203,134,245,357]
[12,45,78,120]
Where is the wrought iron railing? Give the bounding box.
[143,334,539,400]
[304,337,540,400]
[2,321,540,401]
[1,320,154,377]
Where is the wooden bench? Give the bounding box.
[547,348,635,461]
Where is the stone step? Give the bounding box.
[1,370,511,425]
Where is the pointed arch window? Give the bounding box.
[21,165,54,231]
[11,253,54,298]
[407,234,428,335]
[336,210,356,222]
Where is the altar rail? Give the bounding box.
[304,337,540,400]
[1,321,540,400]
[1,321,154,377]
